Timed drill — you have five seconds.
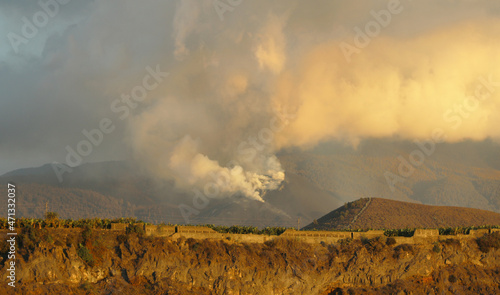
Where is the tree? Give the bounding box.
[44,212,59,227]
[45,211,59,220]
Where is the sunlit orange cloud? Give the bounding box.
[273,21,500,149]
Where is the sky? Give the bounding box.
[1,0,500,200]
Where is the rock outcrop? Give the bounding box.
[1,228,499,294]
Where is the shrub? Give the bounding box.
[206,224,288,235]
[432,243,441,253]
[395,244,413,252]
[386,237,396,246]
[362,237,385,253]
[18,225,47,253]
[116,234,128,244]
[81,226,93,244]
[448,274,457,283]
[126,224,145,237]
[439,227,469,235]
[190,242,201,251]
[384,228,415,237]
[77,244,94,266]
[327,244,338,255]
[476,232,500,253]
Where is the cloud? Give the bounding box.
[2,0,500,199]
[272,20,500,148]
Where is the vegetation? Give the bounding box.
[384,228,415,237]
[476,232,500,253]
[81,226,93,243]
[439,225,499,235]
[432,243,441,253]
[385,237,396,246]
[18,226,49,256]
[0,216,147,230]
[125,224,145,239]
[393,244,414,258]
[44,211,59,220]
[360,237,385,253]
[206,224,289,235]
[384,226,500,237]
[116,234,128,244]
[0,215,498,241]
[77,244,94,266]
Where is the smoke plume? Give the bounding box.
[126,0,500,201]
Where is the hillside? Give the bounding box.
[2,138,500,227]
[1,227,500,294]
[279,139,500,213]
[0,162,337,227]
[304,198,500,230]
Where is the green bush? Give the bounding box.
[206,224,288,235]
[77,244,94,266]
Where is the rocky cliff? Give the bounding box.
[1,228,500,294]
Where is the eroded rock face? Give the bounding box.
[1,229,500,294]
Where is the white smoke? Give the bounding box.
[167,135,284,201]
[125,0,500,201]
